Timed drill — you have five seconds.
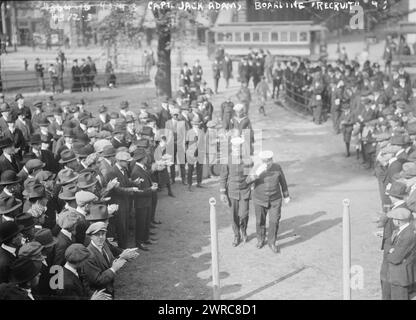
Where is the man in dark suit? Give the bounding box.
[0,137,22,174]
[380,208,416,300]
[53,210,78,266]
[246,150,290,253]
[3,115,26,161]
[54,243,111,300]
[98,105,110,130]
[157,97,171,129]
[12,93,32,121]
[130,149,157,251]
[25,134,59,173]
[222,54,233,88]
[110,126,129,150]
[104,151,142,249]
[0,102,10,135]
[0,222,24,284]
[102,112,118,133]
[219,137,253,247]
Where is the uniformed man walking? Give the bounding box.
[246,151,290,253]
[219,137,253,247]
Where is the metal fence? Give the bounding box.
[0,65,150,94]
[282,79,312,113]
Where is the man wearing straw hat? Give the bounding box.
[246,150,290,253]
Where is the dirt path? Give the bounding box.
[115,85,383,300]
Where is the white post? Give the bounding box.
[343,199,351,300]
[209,197,220,300]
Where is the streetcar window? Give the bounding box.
[217,33,224,42]
[290,31,298,42]
[235,32,242,42]
[271,32,279,42]
[262,32,269,42]
[225,33,233,42]
[253,32,260,42]
[244,32,251,42]
[299,31,308,42]
[281,31,288,42]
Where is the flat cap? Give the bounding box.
[18,241,44,261]
[65,244,91,264]
[75,191,98,207]
[95,140,113,154]
[25,159,45,172]
[86,221,107,235]
[387,207,412,220]
[57,210,79,229]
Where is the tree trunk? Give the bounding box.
[113,40,118,69]
[154,9,172,98]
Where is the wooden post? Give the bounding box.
[209,197,220,300]
[343,199,351,300]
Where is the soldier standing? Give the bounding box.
[246,151,290,253]
[220,137,253,247]
[220,97,234,131]
[309,67,324,125]
[212,59,221,94]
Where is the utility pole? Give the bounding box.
[11,1,18,51]
[1,2,7,37]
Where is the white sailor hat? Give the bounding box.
[259,150,274,160]
[233,103,244,112]
[230,137,244,146]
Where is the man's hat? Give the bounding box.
[140,127,154,137]
[135,139,149,148]
[0,222,23,244]
[391,135,410,146]
[113,125,126,134]
[0,102,10,112]
[38,117,50,127]
[110,112,119,119]
[57,168,79,185]
[86,221,107,235]
[387,207,412,220]
[33,101,42,109]
[120,101,129,109]
[57,210,79,229]
[10,257,42,284]
[75,191,98,207]
[259,150,274,160]
[385,181,407,199]
[87,118,100,128]
[115,151,132,162]
[132,148,147,161]
[58,184,78,200]
[86,204,109,222]
[15,213,36,231]
[0,170,21,186]
[35,170,56,183]
[0,195,22,215]
[34,228,57,248]
[99,105,108,113]
[102,145,116,158]
[29,134,42,146]
[65,244,91,264]
[59,150,77,164]
[63,127,74,138]
[26,184,46,200]
[15,93,24,101]
[0,138,13,149]
[25,159,45,173]
[18,242,44,261]
[77,172,98,189]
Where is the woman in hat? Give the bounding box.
[0,257,42,300]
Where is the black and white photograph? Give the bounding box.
[0,0,415,305]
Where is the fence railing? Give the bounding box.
[0,65,151,94]
[283,79,312,113]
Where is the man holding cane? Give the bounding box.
[246,151,290,253]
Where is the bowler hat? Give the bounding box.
[65,244,91,264]
[0,222,23,244]
[57,168,79,185]
[102,145,116,158]
[15,213,35,231]
[385,181,407,199]
[0,170,21,186]
[38,117,49,127]
[29,134,42,146]
[140,127,154,137]
[113,125,126,134]
[34,228,57,248]
[63,128,73,138]
[58,184,77,200]
[0,195,22,215]
[33,101,42,109]
[59,150,77,164]
[132,148,147,161]
[0,102,10,112]
[77,172,98,189]
[86,204,109,222]
[15,93,23,101]
[10,257,42,284]
[99,105,108,113]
